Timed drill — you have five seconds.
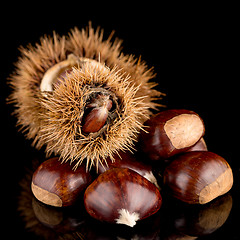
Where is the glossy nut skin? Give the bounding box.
[97,151,159,188]
[82,107,109,133]
[163,151,233,204]
[84,168,162,227]
[139,109,205,161]
[32,157,92,207]
[82,95,112,133]
[187,138,207,152]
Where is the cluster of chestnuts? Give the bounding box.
[31,109,233,228]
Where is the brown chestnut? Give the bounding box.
[31,157,92,207]
[139,109,205,161]
[82,95,112,133]
[97,151,159,188]
[163,151,233,204]
[84,168,162,227]
[187,138,207,152]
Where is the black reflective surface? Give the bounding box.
[1,4,238,239]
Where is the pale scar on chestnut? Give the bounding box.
[31,182,63,207]
[199,167,233,204]
[164,113,204,149]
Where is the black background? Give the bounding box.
[1,3,239,239]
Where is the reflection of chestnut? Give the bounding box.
[97,151,159,188]
[83,211,162,240]
[84,168,162,227]
[32,197,86,233]
[139,109,205,161]
[163,151,233,204]
[173,194,233,236]
[32,157,92,207]
[163,232,198,240]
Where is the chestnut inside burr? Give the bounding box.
[81,94,112,133]
[39,54,120,136]
[81,90,118,135]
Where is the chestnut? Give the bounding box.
[163,151,233,204]
[31,157,92,207]
[81,94,112,133]
[139,109,205,161]
[97,151,159,188]
[186,138,207,152]
[84,168,162,227]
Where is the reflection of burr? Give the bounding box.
[9,23,163,169]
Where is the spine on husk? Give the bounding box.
[8,23,164,169]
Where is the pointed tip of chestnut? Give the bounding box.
[116,209,140,227]
[143,171,160,189]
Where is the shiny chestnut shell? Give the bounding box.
[32,157,92,207]
[97,151,159,188]
[187,138,208,152]
[163,151,233,204]
[139,109,205,161]
[84,168,162,227]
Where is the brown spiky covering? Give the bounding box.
[9,24,164,169]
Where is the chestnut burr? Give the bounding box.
[84,168,162,227]
[97,151,159,188]
[139,109,205,161]
[9,24,163,170]
[31,157,92,207]
[163,151,233,204]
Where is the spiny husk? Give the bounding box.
[8,23,164,169]
[39,64,147,169]
[9,33,67,139]
[67,25,161,110]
